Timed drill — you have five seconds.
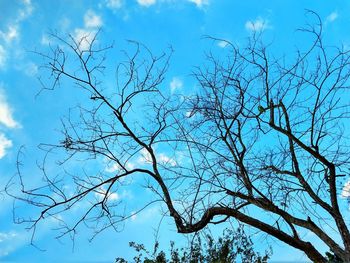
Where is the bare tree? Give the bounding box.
[8,12,350,262]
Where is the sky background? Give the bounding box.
[0,0,350,262]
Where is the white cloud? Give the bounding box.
[342,181,350,198]
[326,11,338,23]
[73,10,102,51]
[137,148,153,164]
[13,61,38,77]
[48,214,64,224]
[106,149,177,173]
[0,0,33,72]
[0,26,19,43]
[59,17,71,31]
[105,161,135,173]
[73,28,96,51]
[0,89,19,159]
[0,231,18,257]
[137,0,156,7]
[0,26,19,69]
[245,17,270,32]
[18,0,33,21]
[188,0,209,8]
[25,63,38,76]
[0,133,12,159]
[0,230,29,258]
[138,148,176,167]
[0,0,33,44]
[84,10,103,28]
[41,34,51,46]
[130,211,137,221]
[0,91,18,128]
[218,40,228,48]
[126,162,135,170]
[108,192,119,200]
[158,153,177,166]
[185,109,200,119]
[170,77,183,93]
[0,89,20,128]
[106,0,123,9]
[133,206,159,222]
[0,46,6,69]
[185,110,193,118]
[95,187,120,201]
[105,162,120,173]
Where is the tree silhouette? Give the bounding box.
[7,12,350,262]
[115,226,271,263]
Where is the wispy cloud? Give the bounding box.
[106,0,208,10]
[130,211,137,221]
[0,0,33,43]
[0,133,12,159]
[41,34,51,46]
[170,77,183,93]
[0,231,19,257]
[14,61,38,77]
[94,187,133,206]
[0,88,20,159]
[105,0,123,9]
[73,10,103,50]
[24,62,38,77]
[137,0,157,7]
[59,17,71,31]
[0,231,18,243]
[137,148,152,164]
[0,0,33,70]
[105,161,135,173]
[95,186,120,201]
[0,46,6,69]
[0,89,19,129]
[326,11,338,23]
[342,180,350,198]
[245,17,270,32]
[73,29,96,50]
[0,26,19,43]
[84,10,103,28]
[105,148,177,174]
[217,40,229,48]
[105,162,121,173]
[138,148,177,167]
[17,0,33,21]
[158,153,177,166]
[188,0,209,8]
[130,206,160,223]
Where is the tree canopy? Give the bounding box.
[7,11,350,262]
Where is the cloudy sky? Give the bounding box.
[0,0,349,262]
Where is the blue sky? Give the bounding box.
[0,0,350,262]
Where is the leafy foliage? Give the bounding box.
[115,227,271,263]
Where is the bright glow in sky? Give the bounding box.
[0,0,349,262]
